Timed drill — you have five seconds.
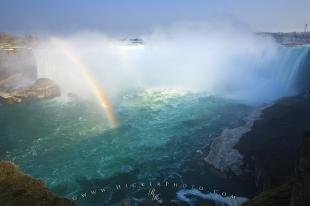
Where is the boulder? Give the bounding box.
[0,78,60,104]
[14,78,61,100]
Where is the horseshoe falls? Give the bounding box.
[1,31,309,206]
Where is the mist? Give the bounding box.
[33,22,304,105]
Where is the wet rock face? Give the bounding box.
[0,161,75,206]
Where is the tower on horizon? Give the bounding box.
[305,24,308,33]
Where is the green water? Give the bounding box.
[0,89,253,204]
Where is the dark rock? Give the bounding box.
[241,180,294,206]
[0,161,75,206]
[291,131,310,206]
[235,96,310,191]
[242,131,310,206]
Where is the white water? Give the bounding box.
[33,24,310,105]
[177,189,248,206]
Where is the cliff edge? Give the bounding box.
[0,161,75,206]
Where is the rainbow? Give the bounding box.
[52,38,117,128]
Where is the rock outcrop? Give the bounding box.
[0,78,60,104]
[204,94,310,206]
[205,95,310,188]
[236,96,310,191]
[0,161,75,206]
[204,108,264,176]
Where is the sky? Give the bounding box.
[0,0,309,36]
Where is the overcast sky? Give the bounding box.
[0,0,309,36]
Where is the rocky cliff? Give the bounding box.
[290,130,310,206]
[204,108,264,177]
[0,161,75,206]
[204,93,310,206]
[242,131,310,206]
[236,96,310,191]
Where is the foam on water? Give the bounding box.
[3,24,310,205]
[177,189,248,206]
[0,89,252,204]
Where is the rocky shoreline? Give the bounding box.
[0,78,60,104]
[204,106,266,177]
[1,32,310,206]
[0,33,68,205]
[204,94,310,205]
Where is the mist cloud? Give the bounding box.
[34,22,300,105]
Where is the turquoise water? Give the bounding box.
[0,89,252,205]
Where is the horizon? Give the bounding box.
[0,0,309,36]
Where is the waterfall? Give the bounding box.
[33,35,310,105]
[271,46,309,94]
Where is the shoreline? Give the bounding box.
[204,94,310,205]
[204,104,268,177]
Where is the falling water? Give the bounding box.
[270,46,309,93]
[24,32,310,205]
[34,36,310,105]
